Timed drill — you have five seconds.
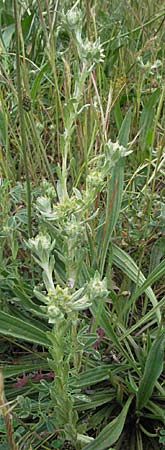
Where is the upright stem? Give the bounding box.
[13,0,32,237]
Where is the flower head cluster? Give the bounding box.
[63,214,83,240]
[62,7,83,35]
[78,38,104,65]
[36,195,81,222]
[41,285,91,322]
[104,140,126,166]
[86,167,104,190]
[28,233,55,266]
[87,271,109,301]
[62,7,104,67]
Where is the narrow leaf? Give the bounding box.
[140,89,160,151]
[149,237,165,273]
[0,109,7,145]
[137,331,164,410]
[114,100,123,131]
[70,365,112,388]
[2,24,15,49]
[2,360,49,378]
[130,259,165,304]
[84,396,133,450]
[31,63,49,100]
[112,244,161,323]
[118,107,132,147]
[99,158,124,275]
[90,302,139,372]
[99,108,131,275]
[120,297,164,340]
[0,311,50,346]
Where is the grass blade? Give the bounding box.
[112,244,161,323]
[99,158,124,275]
[99,108,132,275]
[0,311,50,346]
[118,107,132,147]
[130,259,165,304]
[136,331,164,410]
[84,395,133,450]
[140,88,160,153]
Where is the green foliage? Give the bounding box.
[0,1,164,449]
[136,330,164,410]
[84,396,133,450]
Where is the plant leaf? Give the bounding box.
[140,89,160,151]
[99,108,131,275]
[0,109,7,145]
[149,237,165,273]
[120,296,164,340]
[130,259,165,304]
[118,107,132,147]
[112,244,161,323]
[84,396,133,450]
[0,311,50,346]
[70,365,111,388]
[136,331,164,410]
[99,158,124,276]
[31,63,49,100]
[2,23,15,49]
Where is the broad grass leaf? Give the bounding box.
[84,395,133,450]
[0,109,7,146]
[1,360,49,378]
[31,63,49,100]
[112,244,161,323]
[2,24,15,49]
[99,108,131,275]
[118,107,132,147]
[75,389,115,410]
[70,365,112,388]
[130,258,165,304]
[149,237,165,273]
[120,296,164,340]
[114,100,123,131]
[90,302,139,371]
[136,331,164,410]
[0,311,50,346]
[140,89,160,152]
[99,158,124,275]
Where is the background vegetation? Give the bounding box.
[0,1,164,449]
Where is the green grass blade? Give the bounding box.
[130,259,165,304]
[99,158,124,275]
[90,303,139,372]
[114,100,123,131]
[120,297,164,340]
[99,108,132,275]
[84,396,133,450]
[136,331,165,410]
[112,244,161,323]
[0,311,50,346]
[118,107,132,147]
[31,62,49,100]
[140,88,160,152]
[0,108,7,145]
[149,237,165,273]
[2,360,49,378]
[70,366,112,388]
[75,390,115,411]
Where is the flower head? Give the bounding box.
[88,271,109,300]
